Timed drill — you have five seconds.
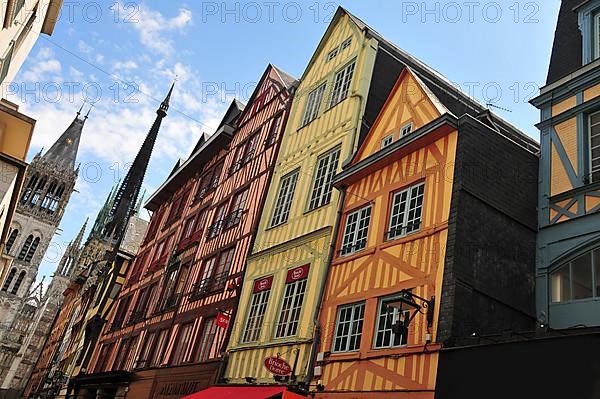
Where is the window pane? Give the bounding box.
[374,297,409,349]
[275,279,307,338]
[270,170,299,227]
[309,147,341,211]
[551,265,571,303]
[243,290,271,343]
[333,302,364,352]
[572,253,593,300]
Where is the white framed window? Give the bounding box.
[381,134,393,149]
[308,146,341,211]
[341,37,352,51]
[340,206,371,256]
[270,170,299,227]
[275,277,307,338]
[327,48,339,62]
[302,83,326,126]
[589,111,600,183]
[400,123,413,138]
[330,61,356,107]
[332,302,364,352]
[594,12,600,60]
[387,182,425,240]
[374,296,410,349]
[242,277,273,343]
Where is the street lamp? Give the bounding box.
[385,290,435,337]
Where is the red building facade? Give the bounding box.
[88,65,297,398]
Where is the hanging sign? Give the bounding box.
[264,356,292,376]
[216,312,230,329]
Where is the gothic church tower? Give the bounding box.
[0,107,87,395]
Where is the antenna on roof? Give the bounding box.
[486,103,512,113]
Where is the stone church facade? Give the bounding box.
[0,108,88,398]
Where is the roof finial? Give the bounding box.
[85,103,94,119]
[77,102,84,117]
[159,79,176,114]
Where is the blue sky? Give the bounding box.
[9,1,561,284]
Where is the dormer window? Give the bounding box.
[578,2,600,63]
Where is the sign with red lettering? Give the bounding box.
[285,264,310,283]
[264,356,292,376]
[216,312,230,329]
[253,276,273,293]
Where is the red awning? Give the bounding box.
[182,385,305,399]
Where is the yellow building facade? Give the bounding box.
[225,10,379,384]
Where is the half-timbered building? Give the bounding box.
[313,68,539,398]
[222,7,539,398]
[87,65,297,398]
[531,0,600,329]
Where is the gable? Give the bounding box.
[355,68,447,162]
[237,66,292,127]
[300,12,363,88]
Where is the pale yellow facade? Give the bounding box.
[225,11,380,383]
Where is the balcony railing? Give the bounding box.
[206,220,224,239]
[128,310,146,325]
[223,209,244,230]
[161,293,181,312]
[189,272,228,300]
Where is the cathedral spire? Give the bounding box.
[73,218,88,249]
[90,184,117,240]
[103,82,174,248]
[41,107,87,170]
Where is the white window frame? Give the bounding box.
[594,12,600,60]
[340,205,372,256]
[270,170,300,227]
[275,278,307,338]
[242,289,271,343]
[327,47,339,62]
[332,302,365,353]
[373,296,411,349]
[589,111,600,183]
[381,134,394,149]
[387,182,425,240]
[308,146,341,211]
[341,37,352,51]
[302,83,326,126]
[400,123,414,138]
[330,61,356,108]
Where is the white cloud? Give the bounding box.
[69,66,84,80]
[19,47,62,82]
[113,60,138,71]
[78,40,93,55]
[112,2,193,57]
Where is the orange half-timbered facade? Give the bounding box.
[86,65,296,398]
[315,68,539,398]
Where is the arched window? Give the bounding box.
[24,237,40,263]
[1,268,16,291]
[551,246,600,303]
[5,229,18,254]
[17,235,33,260]
[31,177,47,206]
[11,271,26,295]
[41,180,57,210]
[48,183,65,213]
[21,174,39,203]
